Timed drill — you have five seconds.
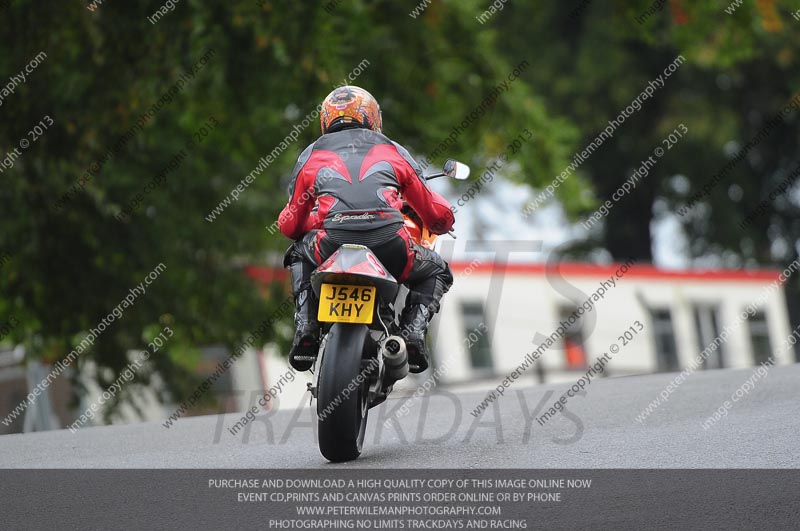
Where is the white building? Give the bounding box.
[430,260,795,384]
[259,260,796,409]
[3,261,793,429]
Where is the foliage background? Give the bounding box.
[0,0,797,417]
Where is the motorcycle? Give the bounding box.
[306,159,470,462]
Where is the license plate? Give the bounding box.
[318,284,376,324]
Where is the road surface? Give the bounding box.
[2,364,798,468]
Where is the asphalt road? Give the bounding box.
[2,364,798,468]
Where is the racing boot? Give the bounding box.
[399,303,433,373]
[400,265,452,373]
[288,261,320,372]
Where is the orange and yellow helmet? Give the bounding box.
[319,85,382,135]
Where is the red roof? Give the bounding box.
[245,262,781,284]
[448,261,780,282]
[244,265,288,284]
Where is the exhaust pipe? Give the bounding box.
[381,335,408,382]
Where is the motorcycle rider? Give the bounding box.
[278,85,455,374]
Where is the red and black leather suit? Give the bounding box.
[279,126,454,317]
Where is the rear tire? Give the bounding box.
[317,323,371,462]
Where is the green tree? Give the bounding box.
[0,0,573,420]
[493,0,800,350]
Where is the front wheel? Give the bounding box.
[316,323,371,462]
